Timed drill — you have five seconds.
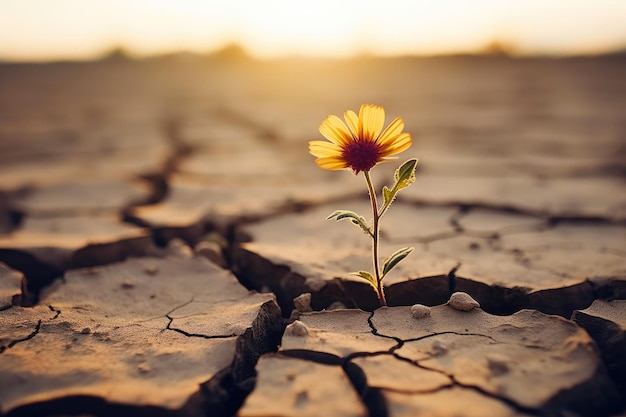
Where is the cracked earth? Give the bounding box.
[0,55,625,417]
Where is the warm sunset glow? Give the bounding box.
[1,0,625,61]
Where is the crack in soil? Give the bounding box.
[366,311,404,353]
[0,319,41,354]
[198,300,285,416]
[343,359,389,417]
[401,330,500,345]
[47,304,61,320]
[448,375,542,416]
[164,314,238,339]
[281,339,551,417]
[385,347,544,416]
[276,350,389,417]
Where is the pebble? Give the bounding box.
[285,320,309,337]
[293,293,312,313]
[447,292,480,311]
[166,238,193,259]
[143,265,159,276]
[410,304,431,319]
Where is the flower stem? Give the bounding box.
[363,170,387,307]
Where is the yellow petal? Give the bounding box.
[377,117,405,147]
[344,110,359,138]
[315,157,348,170]
[380,133,412,157]
[319,115,352,145]
[358,104,385,141]
[309,140,342,158]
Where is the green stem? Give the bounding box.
[363,170,387,307]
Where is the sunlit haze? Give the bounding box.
[1,0,626,61]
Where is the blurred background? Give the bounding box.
[3,0,626,60]
[0,0,625,234]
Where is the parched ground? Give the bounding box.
[0,54,625,417]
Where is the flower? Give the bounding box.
[309,104,412,174]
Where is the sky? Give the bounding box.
[1,0,625,61]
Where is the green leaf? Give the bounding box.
[393,158,418,191]
[382,247,414,277]
[382,185,394,208]
[350,271,377,289]
[380,159,419,216]
[326,209,363,223]
[327,210,371,234]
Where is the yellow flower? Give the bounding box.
[308,104,412,174]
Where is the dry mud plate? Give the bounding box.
[1,257,282,416]
[247,304,620,417]
[1,56,626,416]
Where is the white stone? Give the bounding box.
[447,292,480,311]
[285,320,309,337]
[410,304,431,319]
[293,293,312,313]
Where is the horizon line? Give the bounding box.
[2,42,626,65]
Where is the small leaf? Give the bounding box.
[393,158,418,190]
[327,210,371,234]
[382,185,394,207]
[380,159,419,216]
[350,271,378,289]
[327,209,362,222]
[382,247,414,277]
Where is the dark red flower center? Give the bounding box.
[342,140,381,174]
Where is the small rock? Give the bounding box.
[447,292,480,311]
[194,241,227,268]
[80,327,91,335]
[144,265,159,276]
[166,238,193,258]
[410,304,431,319]
[431,340,447,356]
[293,293,312,313]
[486,353,510,375]
[285,320,309,337]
